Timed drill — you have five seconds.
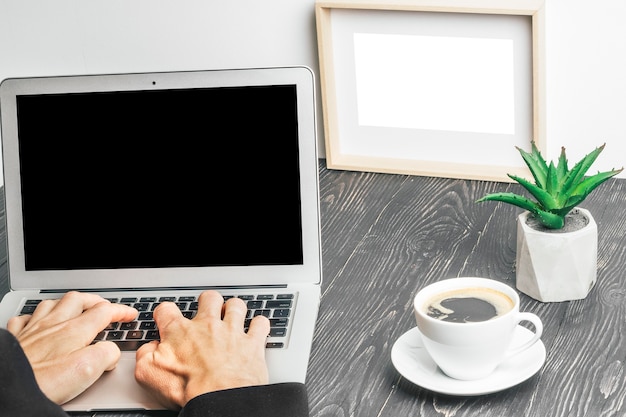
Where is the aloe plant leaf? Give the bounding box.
[476,192,540,213]
[534,209,565,229]
[516,142,548,188]
[477,142,620,230]
[554,169,622,216]
[508,174,558,210]
[570,168,624,197]
[545,161,559,196]
[560,144,606,197]
[557,196,586,216]
[555,146,568,181]
[557,164,585,207]
[478,193,565,229]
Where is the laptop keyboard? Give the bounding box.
[20,293,293,350]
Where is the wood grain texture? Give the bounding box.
[309,161,626,417]
[1,161,625,417]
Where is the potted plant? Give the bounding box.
[477,141,623,302]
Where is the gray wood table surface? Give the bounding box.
[1,159,625,416]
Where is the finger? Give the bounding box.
[81,301,138,326]
[135,340,159,363]
[6,314,31,335]
[27,298,60,321]
[222,297,248,329]
[152,301,184,331]
[29,292,110,325]
[193,291,226,321]
[83,341,123,372]
[134,341,161,391]
[67,302,138,342]
[54,292,114,321]
[134,340,183,411]
[65,342,122,400]
[247,315,271,340]
[42,341,123,405]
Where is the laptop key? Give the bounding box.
[270,318,288,327]
[247,301,264,309]
[138,311,153,321]
[126,330,144,340]
[106,331,124,340]
[20,305,38,314]
[145,330,160,340]
[133,302,150,311]
[139,321,157,330]
[120,321,138,330]
[270,328,287,337]
[273,309,291,318]
[266,300,292,309]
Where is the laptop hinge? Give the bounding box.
[41,285,289,294]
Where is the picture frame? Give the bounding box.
[315,0,546,182]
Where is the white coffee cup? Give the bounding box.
[413,277,543,380]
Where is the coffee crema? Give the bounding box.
[423,287,514,323]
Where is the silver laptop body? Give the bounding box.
[0,66,322,411]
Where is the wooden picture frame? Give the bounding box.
[315,0,546,182]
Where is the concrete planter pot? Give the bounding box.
[515,207,597,302]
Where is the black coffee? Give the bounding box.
[424,288,514,323]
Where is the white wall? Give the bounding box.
[0,0,322,187]
[1,0,625,188]
[544,0,626,176]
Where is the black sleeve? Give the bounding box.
[0,328,69,417]
[0,328,309,417]
[179,383,310,417]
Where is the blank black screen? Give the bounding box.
[16,85,304,270]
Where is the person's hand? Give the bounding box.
[6,291,138,404]
[135,290,270,410]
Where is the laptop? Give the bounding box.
[0,66,322,411]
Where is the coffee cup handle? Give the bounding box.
[504,312,543,359]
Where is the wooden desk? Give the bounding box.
[1,159,625,416]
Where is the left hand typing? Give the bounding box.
[6,291,138,404]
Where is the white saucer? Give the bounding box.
[391,325,546,396]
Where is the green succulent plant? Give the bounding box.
[477,141,623,229]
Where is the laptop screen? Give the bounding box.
[1,68,321,291]
[15,85,304,271]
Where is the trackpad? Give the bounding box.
[62,353,164,412]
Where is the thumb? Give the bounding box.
[41,341,122,404]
